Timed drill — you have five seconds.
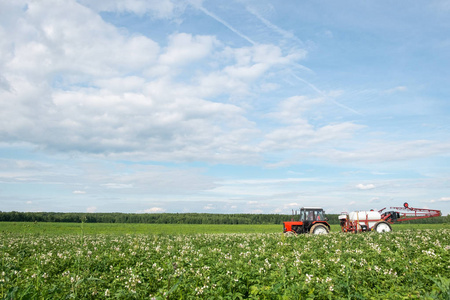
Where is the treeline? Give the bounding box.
[398,215,449,224]
[0,211,341,224]
[0,211,448,224]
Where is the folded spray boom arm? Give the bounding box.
[378,202,441,223]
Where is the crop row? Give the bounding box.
[0,230,449,299]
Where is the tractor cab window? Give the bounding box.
[299,208,325,222]
[316,210,324,221]
[299,211,305,222]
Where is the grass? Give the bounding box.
[0,222,447,235]
[0,222,282,235]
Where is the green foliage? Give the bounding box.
[0,229,449,299]
[0,211,447,225]
[0,211,296,224]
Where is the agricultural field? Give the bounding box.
[0,222,284,235]
[0,224,449,299]
[1,222,447,235]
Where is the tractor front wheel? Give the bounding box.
[310,224,329,235]
[284,231,296,236]
[373,221,392,233]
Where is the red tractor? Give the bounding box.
[283,207,330,234]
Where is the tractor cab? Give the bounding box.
[283,207,330,234]
[299,207,326,222]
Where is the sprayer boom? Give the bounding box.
[378,202,441,223]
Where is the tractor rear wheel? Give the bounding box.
[373,221,392,233]
[310,224,329,234]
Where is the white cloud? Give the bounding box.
[86,206,97,213]
[142,207,166,213]
[259,94,365,155]
[2,2,281,164]
[269,95,324,123]
[356,183,376,190]
[221,178,318,185]
[1,157,216,198]
[203,204,215,210]
[79,0,178,19]
[261,122,363,152]
[196,44,302,98]
[0,2,316,166]
[94,76,146,93]
[1,76,259,163]
[159,33,218,66]
[5,1,159,81]
[102,183,133,189]
[314,140,450,164]
[384,86,407,93]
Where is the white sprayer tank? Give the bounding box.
[348,211,381,228]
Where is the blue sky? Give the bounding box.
[0,0,449,215]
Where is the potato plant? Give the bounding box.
[1,229,449,299]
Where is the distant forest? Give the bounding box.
[0,211,448,225]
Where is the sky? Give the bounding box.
[0,0,449,215]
